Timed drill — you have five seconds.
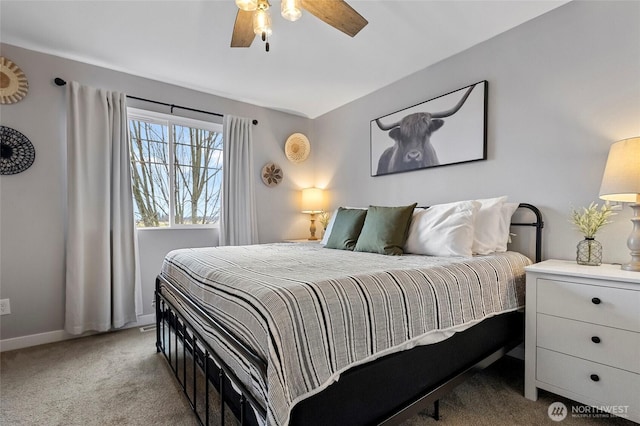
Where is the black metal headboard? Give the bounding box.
[512,203,544,263]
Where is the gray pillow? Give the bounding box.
[324,207,368,250]
[354,204,417,255]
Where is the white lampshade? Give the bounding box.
[599,137,640,203]
[599,136,640,271]
[281,0,302,21]
[301,188,324,213]
[235,0,258,11]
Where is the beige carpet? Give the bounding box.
[0,327,635,425]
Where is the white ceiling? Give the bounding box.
[1,0,569,118]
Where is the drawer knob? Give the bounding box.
[591,297,601,305]
[591,336,601,344]
[590,374,600,382]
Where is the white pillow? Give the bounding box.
[404,200,481,257]
[471,196,508,255]
[320,207,367,245]
[496,202,519,252]
[320,209,339,245]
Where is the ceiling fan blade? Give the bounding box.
[300,0,368,37]
[231,9,255,47]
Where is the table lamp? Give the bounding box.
[301,188,324,240]
[599,137,640,271]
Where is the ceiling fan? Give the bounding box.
[231,0,368,51]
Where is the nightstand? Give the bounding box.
[524,260,640,423]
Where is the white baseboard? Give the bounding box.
[0,313,156,352]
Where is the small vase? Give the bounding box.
[576,237,602,266]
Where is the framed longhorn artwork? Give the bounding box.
[370,80,487,177]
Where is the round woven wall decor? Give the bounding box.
[0,57,29,104]
[261,162,283,187]
[284,133,310,164]
[1,126,36,175]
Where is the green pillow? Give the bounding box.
[354,203,417,255]
[325,208,368,250]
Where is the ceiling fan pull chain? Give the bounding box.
[262,31,266,42]
[266,41,270,52]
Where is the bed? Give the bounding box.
[155,203,543,426]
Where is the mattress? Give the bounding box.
[159,242,531,426]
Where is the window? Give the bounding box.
[128,108,223,228]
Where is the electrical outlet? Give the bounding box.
[0,299,11,315]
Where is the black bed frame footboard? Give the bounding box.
[155,276,266,426]
[156,203,543,426]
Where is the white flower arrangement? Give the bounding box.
[318,211,331,230]
[569,202,615,238]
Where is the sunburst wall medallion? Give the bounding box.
[285,133,310,164]
[0,57,29,104]
[1,126,36,175]
[261,162,283,187]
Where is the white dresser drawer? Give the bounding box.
[537,314,640,373]
[537,278,640,331]
[537,348,640,411]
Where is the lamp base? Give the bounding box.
[308,213,318,240]
[622,203,640,272]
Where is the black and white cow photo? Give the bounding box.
[370,81,487,176]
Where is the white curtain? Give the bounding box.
[220,115,258,246]
[65,81,140,335]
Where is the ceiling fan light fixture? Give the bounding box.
[253,8,273,37]
[230,0,368,51]
[281,0,302,22]
[235,0,258,12]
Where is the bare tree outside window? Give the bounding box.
[128,111,222,228]
[173,125,223,225]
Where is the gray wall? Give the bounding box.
[314,0,640,264]
[2,0,639,342]
[0,43,313,339]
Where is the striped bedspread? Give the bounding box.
[160,243,531,426]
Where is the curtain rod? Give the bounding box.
[53,78,258,125]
